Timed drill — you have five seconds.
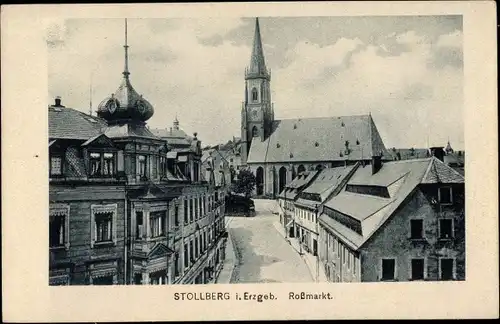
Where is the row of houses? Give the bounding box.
[278,147,465,282]
[49,20,228,285]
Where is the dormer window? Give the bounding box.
[90,152,116,177]
[50,155,63,176]
[252,88,258,102]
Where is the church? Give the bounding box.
[241,18,391,198]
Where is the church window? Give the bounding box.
[252,88,258,102]
[252,126,259,137]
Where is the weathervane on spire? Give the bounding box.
[123,18,130,79]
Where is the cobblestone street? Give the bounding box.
[227,200,313,283]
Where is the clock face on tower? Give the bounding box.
[249,108,259,121]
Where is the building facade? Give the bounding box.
[318,153,465,282]
[240,18,391,198]
[49,20,227,286]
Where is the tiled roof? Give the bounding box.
[247,115,388,163]
[49,106,107,140]
[150,127,191,146]
[319,157,464,250]
[277,170,318,200]
[421,157,465,184]
[302,165,356,199]
[387,148,430,160]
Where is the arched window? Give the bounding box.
[278,167,287,194]
[252,126,259,137]
[252,88,258,102]
[316,164,323,171]
[256,167,264,195]
[297,164,306,175]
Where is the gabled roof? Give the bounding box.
[81,133,115,148]
[49,106,107,140]
[247,115,388,163]
[320,157,464,251]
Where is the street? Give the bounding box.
[226,199,314,283]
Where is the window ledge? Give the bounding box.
[409,238,427,242]
[438,237,454,241]
[93,241,115,248]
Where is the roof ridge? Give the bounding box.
[279,114,370,122]
[420,158,435,183]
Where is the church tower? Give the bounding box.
[241,17,274,165]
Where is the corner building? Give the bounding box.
[49,20,227,285]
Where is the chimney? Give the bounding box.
[54,96,62,107]
[372,155,382,175]
[430,146,445,162]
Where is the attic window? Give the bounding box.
[341,121,345,127]
[315,142,319,147]
[340,151,343,157]
[289,152,294,158]
[85,117,97,123]
[53,108,62,112]
[276,143,281,148]
[293,124,297,129]
[356,139,360,145]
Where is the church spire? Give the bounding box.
[123,18,130,79]
[247,17,269,79]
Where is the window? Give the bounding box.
[439,219,453,239]
[343,247,346,264]
[136,211,144,239]
[438,187,452,204]
[174,253,180,277]
[195,197,198,220]
[150,211,166,238]
[92,275,114,285]
[160,156,167,177]
[49,214,68,247]
[184,244,189,268]
[138,155,147,178]
[95,212,113,242]
[410,219,424,239]
[381,259,396,281]
[90,153,101,176]
[353,256,356,274]
[252,87,258,101]
[90,152,115,177]
[190,199,194,222]
[411,259,425,280]
[50,156,62,176]
[252,126,259,137]
[103,153,114,176]
[189,240,194,263]
[174,205,179,227]
[134,273,142,285]
[150,270,167,285]
[195,236,199,259]
[91,204,117,247]
[203,231,207,251]
[440,258,454,280]
[347,250,351,269]
[184,199,188,224]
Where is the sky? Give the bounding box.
[47,16,463,149]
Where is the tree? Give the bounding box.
[230,169,256,198]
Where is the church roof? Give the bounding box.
[247,115,388,163]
